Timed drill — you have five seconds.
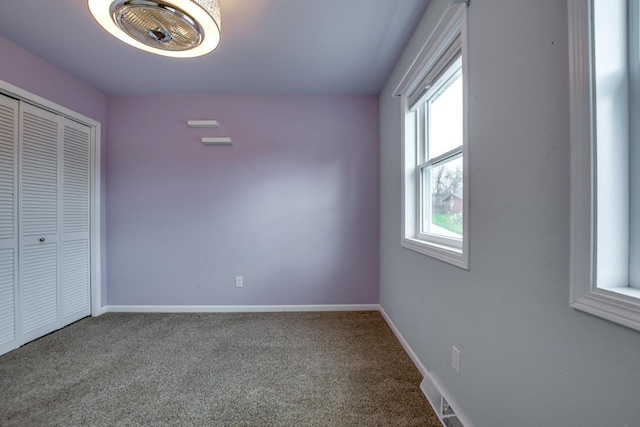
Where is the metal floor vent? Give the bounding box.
[420,373,471,427]
[441,397,464,427]
[112,0,203,51]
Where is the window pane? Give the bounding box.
[422,156,463,238]
[428,73,463,160]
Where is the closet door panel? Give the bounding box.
[20,243,58,338]
[0,94,18,355]
[19,103,60,341]
[0,249,17,348]
[20,108,59,238]
[0,99,17,240]
[61,119,90,323]
[62,240,89,320]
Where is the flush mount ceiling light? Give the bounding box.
[88,0,221,58]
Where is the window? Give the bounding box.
[569,0,640,331]
[395,2,469,269]
[415,54,463,250]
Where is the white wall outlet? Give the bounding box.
[235,276,243,288]
[452,346,461,374]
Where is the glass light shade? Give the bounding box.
[88,0,221,58]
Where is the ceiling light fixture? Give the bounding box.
[88,0,221,58]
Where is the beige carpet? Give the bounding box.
[0,311,441,426]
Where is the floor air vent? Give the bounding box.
[420,372,471,427]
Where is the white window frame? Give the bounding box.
[415,56,463,250]
[629,0,640,288]
[395,1,469,269]
[568,0,640,331]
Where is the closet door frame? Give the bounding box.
[0,80,103,318]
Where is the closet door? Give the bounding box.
[19,102,61,343]
[0,94,19,355]
[60,118,91,324]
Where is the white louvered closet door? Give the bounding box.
[60,118,91,324]
[19,102,62,343]
[0,94,19,355]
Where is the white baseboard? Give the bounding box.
[379,305,427,376]
[104,304,380,313]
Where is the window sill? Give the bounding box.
[571,287,640,332]
[402,236,468,270]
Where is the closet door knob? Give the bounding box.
[39,238,45,242]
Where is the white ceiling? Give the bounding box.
[0,0,430,96]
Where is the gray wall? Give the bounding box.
[379,0,640,426]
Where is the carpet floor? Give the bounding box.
[0,311,441,426]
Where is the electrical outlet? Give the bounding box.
[235,276,243,288]
[452,346,461,374]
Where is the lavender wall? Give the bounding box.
[0,36,109,305]
[106,95,379,305]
